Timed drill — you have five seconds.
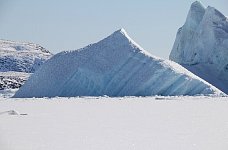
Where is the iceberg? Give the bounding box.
[170,1,228,94]
[14,29,223,97]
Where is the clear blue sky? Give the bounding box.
[0,0,227,59]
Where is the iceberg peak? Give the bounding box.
[204,6,227,21]
[109,28,130,41]
[110,28,132,41]
[185,1,205,29]
[191,1,205,9]
[104,28,146,54]
[114,28,127,35]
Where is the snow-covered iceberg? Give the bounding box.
[170,1,228,94]
[14,29,223,98]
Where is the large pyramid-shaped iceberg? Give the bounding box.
[14,29,223,97]
[170,1,228,94]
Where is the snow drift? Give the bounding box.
[170,1,228,94]
[14,29,223,98]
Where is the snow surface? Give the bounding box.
[0,96,228,150]
[169,1,228,94]
[14,29,223,98]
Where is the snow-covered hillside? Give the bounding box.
[0,39,52,90]
[0,96,228,150]
[0,39,52,73]
[14,29,223,98]
[169,1,228,94]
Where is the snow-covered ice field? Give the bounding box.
[0,96,228,150]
